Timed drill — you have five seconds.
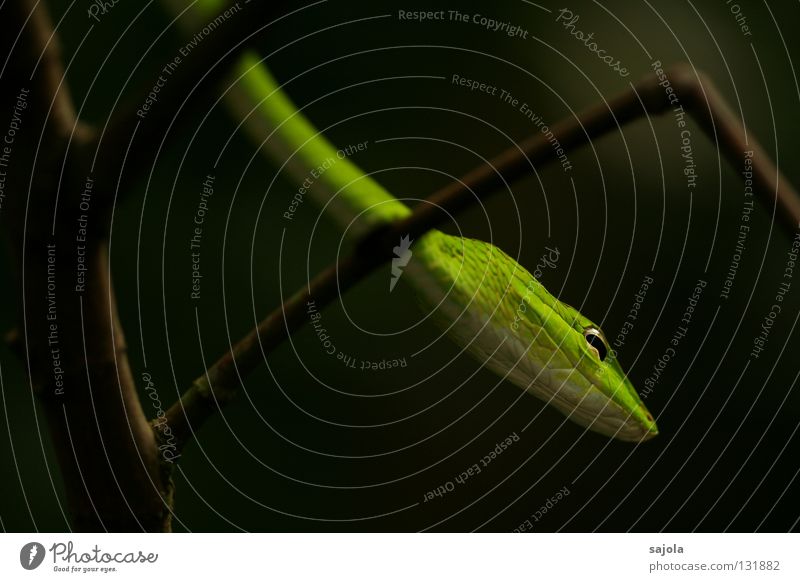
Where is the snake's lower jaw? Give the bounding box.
[536,380,660,442]
[584,402,660,442]
[572,408,659,442]
[573,407,659,442]
[608,420,659,442]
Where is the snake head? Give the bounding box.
[411,232,658,442]
[539,315,659,442]
[504,275,659,442]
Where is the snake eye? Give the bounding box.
[584,328,608,361]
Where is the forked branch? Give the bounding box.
[1,0,168,531]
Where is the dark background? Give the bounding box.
[2,0,799,531]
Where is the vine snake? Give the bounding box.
[164,0,658,442]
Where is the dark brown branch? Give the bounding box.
[0,0,77,139]
[393,62,800,243]
[2,0,169,531]
[638,64,800,233]
[166,63,800,448]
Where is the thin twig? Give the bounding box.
[390,62,800,243]
[165,63,800,448]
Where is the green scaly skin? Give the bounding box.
[166,0,658,441]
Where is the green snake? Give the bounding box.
[166,0,658,442]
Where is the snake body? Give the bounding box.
[166,1,658,442]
